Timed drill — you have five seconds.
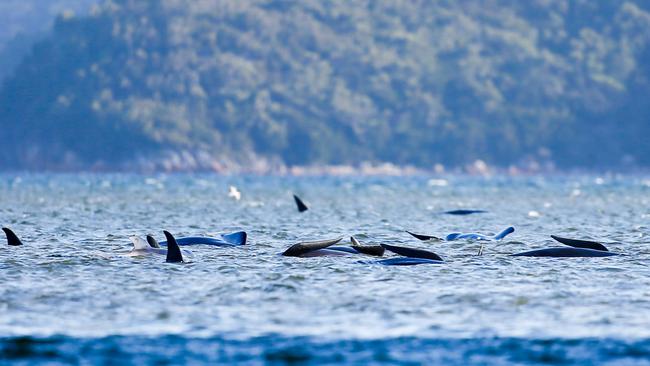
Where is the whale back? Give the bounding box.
[221,231,247,246]
[493,227,515,241]
[293,194,308,212]
[282,238,342,257]
[444,209,486,215]
[512,247,618,257]
[163,231,183,263]
[381,244,443,261]
[551,235,608,251]
[360,257,444,266]
[146,235,161,248]
[2,227,23,246]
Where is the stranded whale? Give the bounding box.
[512,235,620,257]
[359,244,444,265]
[407,227,514,242]
[281,237,385,257]
[128,236,192,258]
[155,231,247,247]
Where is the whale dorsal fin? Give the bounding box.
[129,236,149,250]
[551,235,608,251]
[146,235,160,248]
[293,194,308,212]
[164,231,183,263]
[282,237,342,257]
[350,236,385,257]
[406,231,442,241]
[2,228,23,246]
[221,231,247,245]
[381,243,443,261]
[493,227,515,241]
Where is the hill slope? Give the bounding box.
[1,0,650,171]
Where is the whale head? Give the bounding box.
[129,236,149,251]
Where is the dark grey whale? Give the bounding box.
[156,231,247,247]
[281,237,384,257]
[360,244,444,265]
[2,227,23,246]
[512,235,620,257]
[444,209,486,215]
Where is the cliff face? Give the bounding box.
[2,0,650,171]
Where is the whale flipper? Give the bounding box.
[350,237,385,256]
[221,231,247,246]
[2,228,23,246]
[406,231,442,241]
[381,244,443,261]
[163,231,183,263]
[493,227,515,241]
[293,194,308,212]
[551,235,608,251]
[146,235,161,248]
[282,238,342,257]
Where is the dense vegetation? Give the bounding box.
[1,0,650,171]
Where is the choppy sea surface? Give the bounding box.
[1,173,650,365]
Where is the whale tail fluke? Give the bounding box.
[406,231,442,241]
[350,236,385,257]
[381,243,443,261]
[551,235,608,251]
[163,231,183,263]
[221,231,247,246]
[293,194,308,212]
[2,227,23,246]
[493,227,515,241]
[146,235,161,248]
[282,238,342,257]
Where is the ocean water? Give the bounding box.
[1,173,650,365]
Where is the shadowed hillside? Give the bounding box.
[1,0,649,171]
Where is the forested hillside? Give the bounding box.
[1,0,649,171]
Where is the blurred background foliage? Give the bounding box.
[1,0,649,170]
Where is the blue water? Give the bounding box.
[1,174,650,364]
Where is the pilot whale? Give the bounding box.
[512,235,620,257]
[155,231,247,247]
[446,227,514,241]
[163,231,184,263]
[282,237,384,257]
[127,236,192,258]
[407,227,514,242]
[2,227,23,246]
[444,209,486,215]
[359,244,444,265]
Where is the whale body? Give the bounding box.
[157,231,247,247]
[512,235,620,257]
[512,247,619,257]
[128,236,192,258]
[446,227,514,241]
[444,209,486,215]
[359,257,444,266]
